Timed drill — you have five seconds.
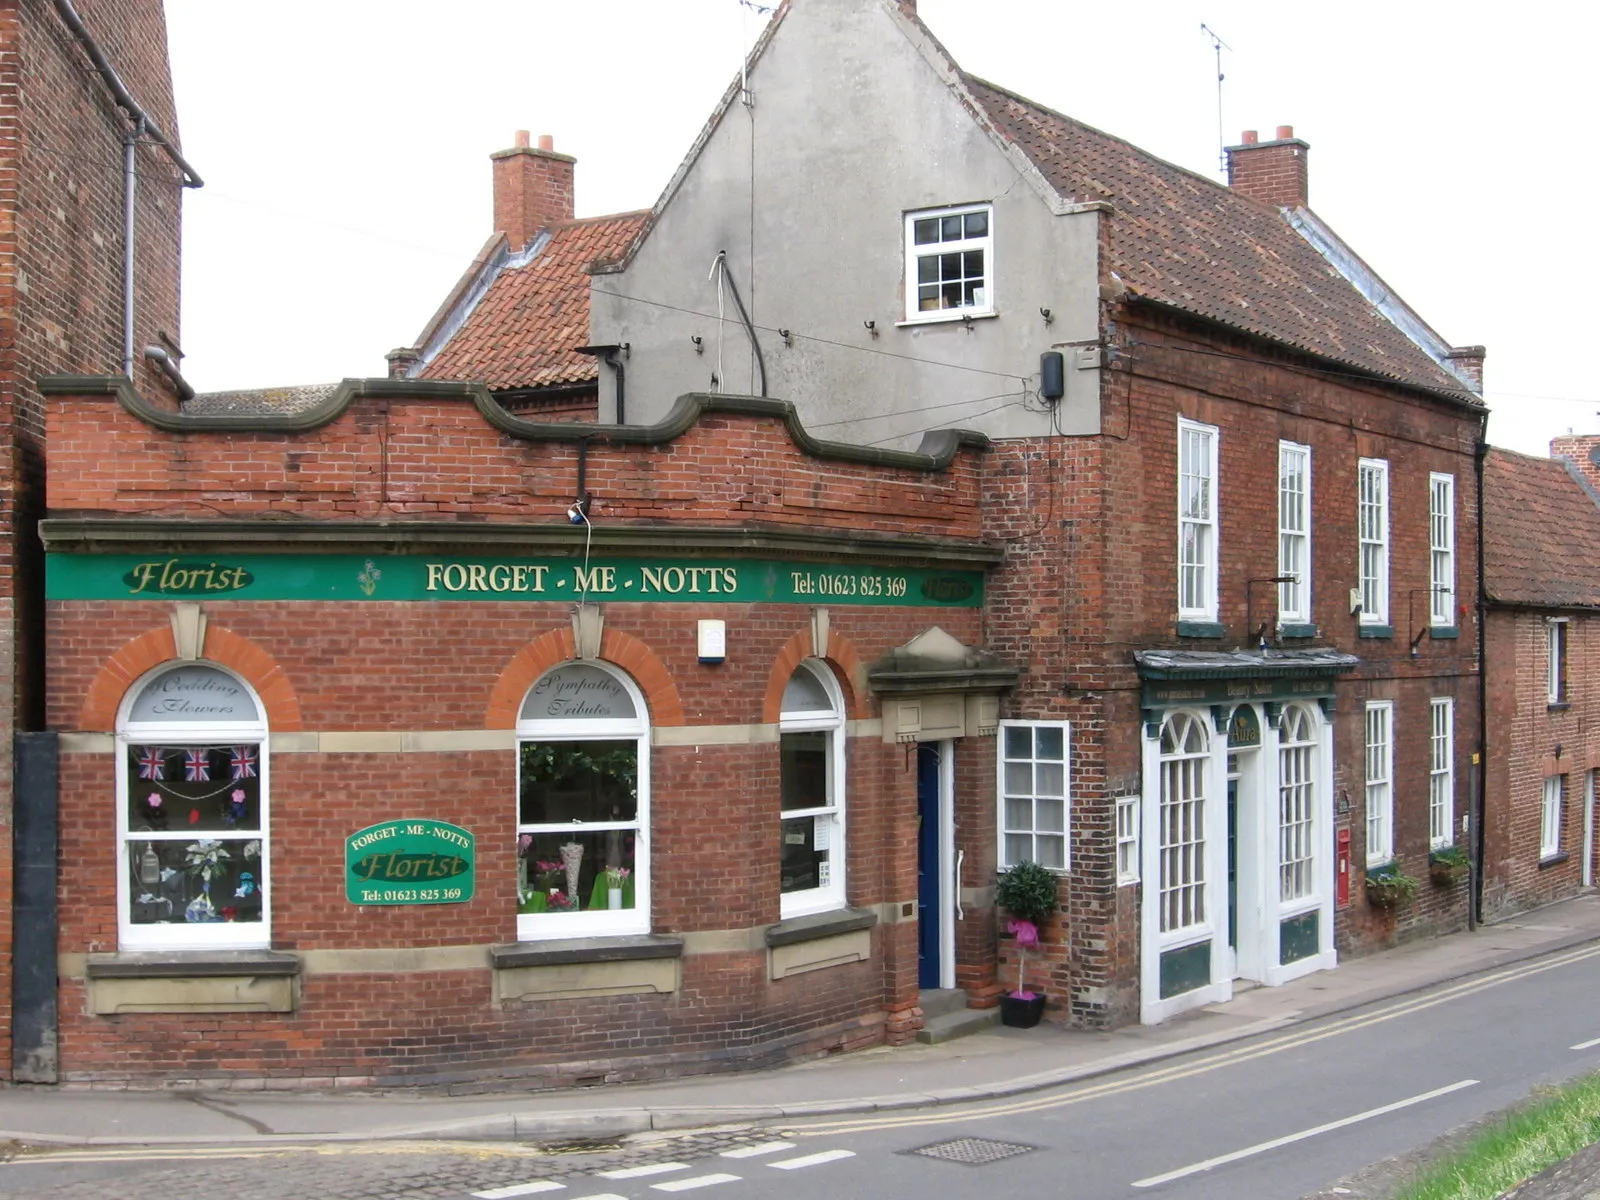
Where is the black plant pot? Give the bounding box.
[999,991,1046,1028]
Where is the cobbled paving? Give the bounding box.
[0,1126,784,1200]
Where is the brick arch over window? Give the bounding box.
[486,626,685,730]
[79,624,304,732]
[762,626,868,723]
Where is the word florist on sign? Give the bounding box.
[344,820,476,906]
[48,554,985,607]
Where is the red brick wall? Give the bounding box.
[49,599,973,1084]
[1,0,182,1080]
[1482,608,1598,918]
[1225,134,1310,209]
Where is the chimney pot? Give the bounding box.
[1276,124,1294,141]
[538,134,554,151]
[1242,130,1259,145]
[514,130,530,148]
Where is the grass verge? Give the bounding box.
[1392,1071,1600,1199]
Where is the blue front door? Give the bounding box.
[917,743,942,989]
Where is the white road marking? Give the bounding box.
[1570,1036,1600,1050]
[1131,1079,1479,1188]
[569,1195,628,1200]
[650,1174,741,1192]
[720,1140,797,1158]
[769,1149,857,1170]
[472,1183,566,1199]
[597,1162,690,1180]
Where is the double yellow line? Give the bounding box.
[797,941,1600,1136]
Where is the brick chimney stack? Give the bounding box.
[1225,125,1310,209]
[1444,345,1486,394]
[492,130,576,252]
[1551,434,1600,500]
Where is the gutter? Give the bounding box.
[51,0,203,188]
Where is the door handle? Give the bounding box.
[955,848,965,920]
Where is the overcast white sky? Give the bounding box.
[164,0,1594,456]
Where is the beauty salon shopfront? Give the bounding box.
[1135,649,1357,1025]
[28,378,1016,1087]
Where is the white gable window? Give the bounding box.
[1358,459,1390,626]
[1430,697,1454,849]
[1278,441,1311,624]
[1548,618,1569,705]
[998,721,1071,870]
[517,663,650,940]
[1178,418,1220,622]
[1430,473,1456,626]
[1542,776,1564,860]
[117,664,269,951]
[779,661,847,917]
[904,204,994,322]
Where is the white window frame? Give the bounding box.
[1158,710,1211,940]
[997,720,1071,871]
[1430,698,1454,849]
[1278,441,1312,625]
[1429,473,1456,626]
[779,660,848,919]
[1115,794,1139,885]
[1542,775,1564,860]
[116,664,271,952]
[903,203,994,324]
[1178,418,1220,622]
[1549,618,1569,705]
[1278,704,1318,909]
[1358,458,1390,626]
[1364,701,1394,867]
[516,663,651,941]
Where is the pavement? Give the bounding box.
[5,893,1600,1149]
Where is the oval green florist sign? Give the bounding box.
[345,819,475,906]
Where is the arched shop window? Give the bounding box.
[779,660,847,918]
[1158,711,1210,937]
[117,664,269,951]
[517,662,649,939]
[1277,704,1318,905]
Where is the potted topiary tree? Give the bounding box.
[994,860,1058,1028]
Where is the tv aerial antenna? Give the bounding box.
[1200,23,1232,178]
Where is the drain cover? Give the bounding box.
[906,1137,1038,1166]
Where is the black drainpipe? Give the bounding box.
[577,344,628,425]
[1471,415,1490,928]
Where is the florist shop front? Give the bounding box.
[24,377,1014,1087]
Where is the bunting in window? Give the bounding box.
[184,749,212,782]
[230,746,258,780]
[137,747,166,780]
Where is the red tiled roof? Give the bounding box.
[1484,448,1600,609]
[960,76,1472,398]
[420,211,648,391]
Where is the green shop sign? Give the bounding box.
[47,553,983,608]
[345,819,475,906]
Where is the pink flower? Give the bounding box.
[231,789,245,804]
[146,793,162,809]
[518,834,534,855]
[1008,918,1039,948]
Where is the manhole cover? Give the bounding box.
[906,1137,1038,1166]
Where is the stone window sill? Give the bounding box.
[1430,626,1460,640]
[1548,702,1571,713]
[85,950,300,1015]
[489,935,684,1003]
[1175,620,1225,640]
[488,934,683,970]
[765,908,878,981]
[765,906,878,947]
[1359,624,1394,639]
[1278,624,1318,640]
[1539,852,1570,869]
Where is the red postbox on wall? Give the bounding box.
[1336,828,1352,907]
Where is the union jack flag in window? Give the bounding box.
[230,746,258,780]
[184,749,211,782]
[137,747,166,780]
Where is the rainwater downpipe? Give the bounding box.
[121,117,142,378]
[1471,413,1489,929]
[577,344,628,425]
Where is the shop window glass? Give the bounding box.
[118,664,269,951]
[779,661,846,917]
[517,663,649,938]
